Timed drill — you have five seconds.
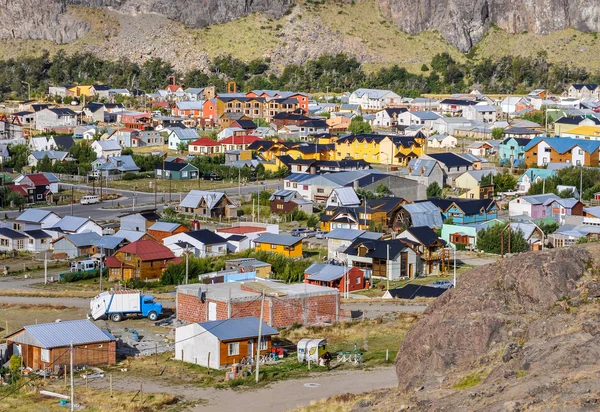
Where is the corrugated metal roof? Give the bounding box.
[9,319,116,348]
[15,209,55,223]
[149,222,181,232]
[331,187,360,206]
[95,140,122,151]
[52,216,90,232]
[113,230,146,242]
[93,235,125,250]
[179,190,224,209]
[326,228,367,240]
[305,263,349,282]
[254,233,300,247]
[199,316,278,341]
[63,232,102,247]
[403,202,443,228]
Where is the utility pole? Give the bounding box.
[386,244,390,291]
[154,180,157,209]
[255,291,265,383]
[70,342,74,412]
[580,167,583,202]
[238,168,241,196]
[453,246,457,288]
[185,245,189,285]
[169,175,172,203]
[44,253,47,284]
[71,185,74,216]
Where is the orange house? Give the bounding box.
[147,222,189,243]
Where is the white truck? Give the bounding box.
[90,290,163,322]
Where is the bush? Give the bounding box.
[455,243,467,251]
[62,269,100,283]
[122,172,146,180]
[9,355,21,371]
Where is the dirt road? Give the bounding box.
[89,367,397,411]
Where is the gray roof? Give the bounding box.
[409,111,441,120]
[62,232,102,247]
[199,316,278,341]
[407,158,439,177]
[15,209,55,223]
[0,228,27,239]
[584,206,600,217]
[326,228,383,241]
[509,222,539,241]
[149,222,182,232]
[351,88,398,99]
[179,190,225,209]
[269,189,299,202]
[31,151,69,160]
[8,319,115,348]
[305,263,351,282]
[24,230,51,239]
[542,197,580,208]
[113,229,146,242]
[462,169,498,183]
[51,216,91,232]
[403,202,444,228]
[330,187,360,206]
[170,128,199,141]
[95,140,122,151]
[93,235,125,250]
[518,193,560,205]
[254,233,300,247]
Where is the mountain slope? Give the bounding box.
[1,1,600,74]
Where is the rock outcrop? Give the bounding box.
[391,244,600,410]
[379,0,600,52]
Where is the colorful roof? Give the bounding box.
[117,240,175,261]
[524,137,600,154]
[189,137,220,147]
[218,135,262,145]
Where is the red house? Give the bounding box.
[304,263,366,292]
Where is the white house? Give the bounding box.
[432,117,473,135]
[508,194,560,218]
[8,209,61,231]
[501,97,527,114]
[91,140,122,159]
[35,108,78,131]
[0,228,28,253]
[348,89,402,110]
[426,134,457,149]
[462,104,497,123]
[326,187,360,208]
[24,230,53,253]
[163,229,228,258]
[168,128,200,150]
[396,111,441,130]
[373,108,407,127]
[45,216,103,239]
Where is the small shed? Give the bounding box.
[175,316,279,369]
[5,319,116,370]
[297,338,327,363]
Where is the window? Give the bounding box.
[182,171,188,177]
[259,340,268,350]
[293,183,297,188]
[28,239,34,244]
[356,276,361,284]
[228,342,240,356]
[41,348,50,362]
[544,147,551,153]
[271,244,277,249]
[41,239,47,244]
[12,223,21,231]
[303,185,308,190]
[277,204,284,210]
[16,240,24,250]
[317,188,324,194]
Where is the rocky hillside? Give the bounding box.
[375,244,600,411]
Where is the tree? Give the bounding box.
[348,116,372,135]
[306,214,320,229]
[476,223,529,254]
[426,182,443,198]
[36,155,53,172]
[420,64,429,72]
[5,144,29,172]
[538,220,559,235]
[492,128,504,139]
[176,141,188,153]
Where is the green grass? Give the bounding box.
[453,371,487,389]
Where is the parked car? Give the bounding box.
[186,154,196,159]
[315,230,328,239]
[300,230,316,238]
[203,173,222,181]
[430,280,454,289]
[291,228,310,237]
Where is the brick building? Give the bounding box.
[177,280,340,327]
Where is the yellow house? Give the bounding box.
[560,125,600,140]
[253,233,303,258]
[335,133,425,166]
[554,117,600,136]
[68,85,93,97]
[335,134,382,163]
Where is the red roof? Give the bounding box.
[25,173,50,186]
[8,184,29,196]
[218,135,262,145]
[190,137,220,147]
[104,256,134,268]
[117,240,175,262]
[217,226,267,235]
[165,85,182,92]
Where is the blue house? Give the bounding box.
[428,198,498,224]
[499,137,533,166]
[516,168,557,193]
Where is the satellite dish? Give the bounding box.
[45,185,50,189]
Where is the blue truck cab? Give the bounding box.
[141,295,163,320]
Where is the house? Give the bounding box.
[52,232,102,258]
[348,89,401,110]
[176,280,340,327]
[24,230,53,253]
[9,209,60,231]
[543,197,584,224]
[269,190,313,215]
[426,134,457,149]
[147,222,189,243]
[373,108,408,128]
[396,111,441,130]
[344,237,422,279]
[554,115,600,136]
[137,130,164,147]
[454,169,498,199]
[324,228,383,261]
[28,151,70,167]
[92,155,140,175]
[422,153,474,176]
[177,190,236,218]
[524,137,600,167]
[155,161,200,180]
[188,138,221,155]
[218,135,262,151]
[35,108,78,131]
[508,193,560,218]
[567,84,600,100]
[499,137,531,166]
[119,209,161,232]
[109,239,177,281]
[168,128,200,150]
[326,187,361,208]
[174,316,279,369]
[320,197,407,232]
[304,263,366,292]
[502,127,544,139]
[397,226,448,275]
[224,258,272,278]
[5,319,116,370]
[93,235,127,257]
[91,140,122,159]
[253,233,302,258]
[11,173,56,203]
[428,198,498,224]
[404,158,446,188]
[0,228,28,252]
[173,101,204,118]
[462,104,497,123]
[163,229,228,258]
[516,168,557,193]
[551,223,600,247]
[560,125,600,140]
[395,202,444,230]
[584,206,600,225]
[439,98,478,115]
[90,84,111,98]
[501,96,528,114]
[432,116,474,135]
[333,133,426,166]
[46,216,102,238]
[467,141,494,157]
[215,223,278,244]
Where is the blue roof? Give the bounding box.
[24,230,51,239]
[199,316,278,341]
[402,202,444,228]
[10,319,115,348]
[305,263,350,282]
[50,216,91,232]
[0,228,27,239]
[15,209,55,223]
[524,137,600,154]
[62,232,102,247]
[93,235,125,250]
[148,222,181,232]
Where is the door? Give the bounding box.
[123,268,133,281]
[409,264,414,279]
[13,344,21,356]
[208,302,217,321]
[248,339,254,357]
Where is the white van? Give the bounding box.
[80,195,100,205]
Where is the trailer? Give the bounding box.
[90,290,162,322]
[297,338,327,363]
